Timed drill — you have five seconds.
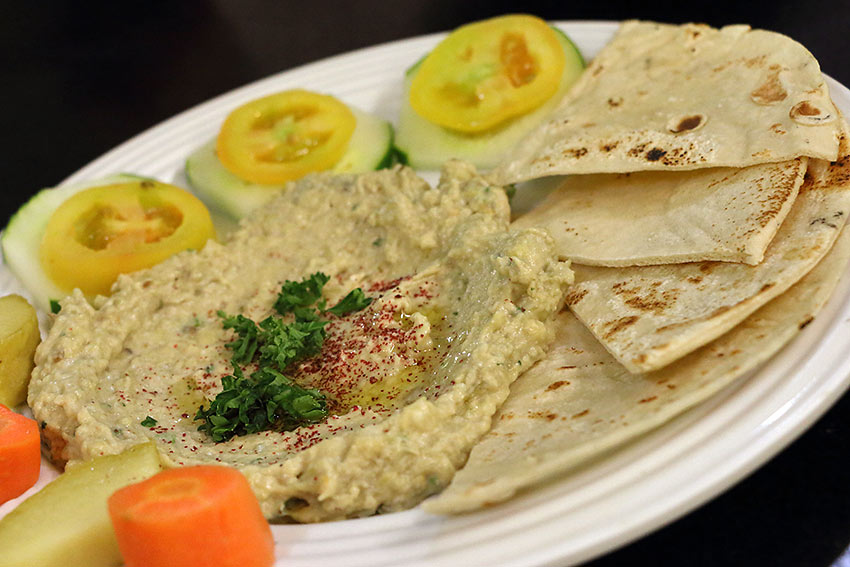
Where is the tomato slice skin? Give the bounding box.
[39,180,215,297]
[216,89,357,185]
[409,14,566,133]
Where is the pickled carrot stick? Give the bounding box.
[0,403,41,505]
[108,465,274,567]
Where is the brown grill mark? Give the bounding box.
[770,123,787,135]
[571,409,590,419]
[530,410,559,421]
[638,396,658,404]
[546,380,570,391]
[745,55,767,68]
[798,315,815,330]
[753,160,803,228]
[628,142,649,158]
[750,67,787,105]
[564,288,588,306]
[602,315,639,339]
[563,147,589,159]
[613,282,680,315]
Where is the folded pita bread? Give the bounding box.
[425,224,850,513]
[512,158,806,266]
[565,124,850,373]
[493,21,841,184]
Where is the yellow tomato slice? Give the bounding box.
[409,14,566,133]
[216,89,357,185]
[39,180,215,297]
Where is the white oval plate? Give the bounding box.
[3,21,850,567]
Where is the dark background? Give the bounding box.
[2,1,849,565]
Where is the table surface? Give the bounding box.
[2,1,849,566]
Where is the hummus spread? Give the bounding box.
[28,162,572,522]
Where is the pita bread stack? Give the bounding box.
[427,21,850,513]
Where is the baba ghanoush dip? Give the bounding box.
[28,162,572,522]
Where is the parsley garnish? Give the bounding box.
[196,367,327,442]
[141,416,157,427]
[195,273,373,442]
[257,316,328,369]
[273,272,329,317]
[49,299,61,314]
[218,313,260,364]
[325,288,373,317]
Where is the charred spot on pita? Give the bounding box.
[646,147,667,161]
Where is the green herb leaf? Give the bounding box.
[49,299,61,314]
[140,416,157,427]
[325,288,373,317]
[199,273,373,443]
[218,311,260,365]
[273,272,330,316]
[195,367,327,442]
[257,316,328,369]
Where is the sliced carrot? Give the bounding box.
[108,465,274,567]
[0,403,41,505]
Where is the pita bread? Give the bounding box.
[492,21,841,184]
[565,125,850,373]
[425,224,850,513]
[512,158,806,266]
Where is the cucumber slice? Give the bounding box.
[185,107,398,220]
[395,27,586,171]
[1,174,147,314]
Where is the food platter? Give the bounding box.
[2,21,850,566]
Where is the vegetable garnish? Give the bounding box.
[325,288,373,316]
[195,272,373,442]
[39,179,215,297]
[274,272,330,318]
[0,294,40,408]
[216,89,357,185]
[108,465,274,567]
[0,404,40,505]
[409,14,567,132]
[195,367,328,442]
[0,442,162,567]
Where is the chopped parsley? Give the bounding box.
[141,416,157,427]
[196,367,326,442]
[273,272,329,318]
[325,288,373,317]
[195,273,373,443]
[49,299,61,314]
[256,316,328,369]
